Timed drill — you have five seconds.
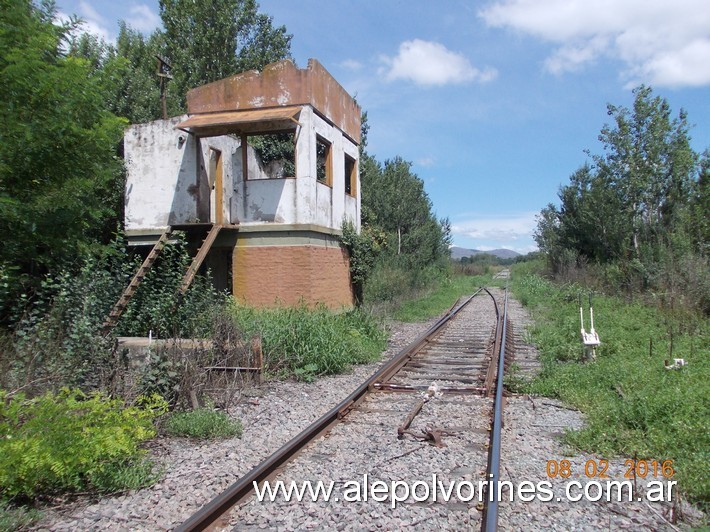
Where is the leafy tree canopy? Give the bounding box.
[160,0,292,110]
[534,86,707,310]
[0,0,126,286]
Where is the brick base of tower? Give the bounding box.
[232,231,354,309]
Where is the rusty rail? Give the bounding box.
[482,284,509,532]
[176,289,484,531]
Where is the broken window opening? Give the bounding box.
[209,148,224,224]
[316,135,332,186]
[344,153,356,196]
[249,132,296,179]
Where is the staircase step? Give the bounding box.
[101,226,172,335]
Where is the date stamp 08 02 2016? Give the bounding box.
[546,459,675,480]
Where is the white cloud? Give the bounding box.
[380,39,498,86]
[451,212,537,243]
[57,2,161,43]
[57,1,113,42]
[341,59,364,71]
[125,4,162,34]
[416,156,436,167]
[479,0,710,87]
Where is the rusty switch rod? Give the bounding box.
[397,388,435,437]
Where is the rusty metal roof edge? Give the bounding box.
[174,105,304,133]
[185,58,361,143]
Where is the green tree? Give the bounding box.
[102,23,166,123]
[362,156,448,267]
[0,0,126,311]
[593,85,697,258]
[535,86,706,309]
[159,0,292,109]
[689,151,710,253]
[351,137,450,302]
[67,23,170,124]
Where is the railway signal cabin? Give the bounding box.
[121,59,361,315]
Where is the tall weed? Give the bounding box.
[229,303,386,379]
[512,268,710,508]
[394,272,490,322]
[1,232,226,395]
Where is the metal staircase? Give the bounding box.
[101,223,225,336]
[179,224,222,294]
[101,227,172,336]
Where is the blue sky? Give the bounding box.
[57,0,710,253]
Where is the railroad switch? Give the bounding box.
[579,292,600,361]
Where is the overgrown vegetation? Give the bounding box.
[512,269,709,509]
[0,389,166,499]
[1,234,224,396]
[0,0,439,516]
[0,0,293,324]
[341,156,452,307]
[163,408,243,439]
[230,303,387,380]
[535,86,708,315]
[0,1,126,317]
[0,501,41,532]
[525,87,708,509]
[249,133,296,177]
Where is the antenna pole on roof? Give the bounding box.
[156,55,173,120]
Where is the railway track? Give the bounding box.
[178,285,512,531]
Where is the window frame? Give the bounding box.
[316,134,333,186]
[344,153,357,197]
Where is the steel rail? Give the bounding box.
[480,287,502,397]
[482,284,509,532]
[176,289,485,531]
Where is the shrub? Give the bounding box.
[2,232,227,396]
[0,389,167,498]
[4,237,136,392]
[136,311,257,409]
[163,408,242,439]
[340,220,388,303]
[116,233,226,338]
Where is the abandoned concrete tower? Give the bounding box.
[123,59,361,309]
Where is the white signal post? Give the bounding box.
[580,293,600,361]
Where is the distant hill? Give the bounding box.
[450,246,521,260]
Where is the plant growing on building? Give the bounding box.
[340,220,387,303]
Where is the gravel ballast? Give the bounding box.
[33,292,701,531]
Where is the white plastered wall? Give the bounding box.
[124,106,360,234]
[124,116,197,231]
[124,117,240,231]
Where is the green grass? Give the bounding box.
[163,408,243,439]
[394,273,492,322]
[511,268,709,509]
[229,303,387,380]
[0,502,41,532]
